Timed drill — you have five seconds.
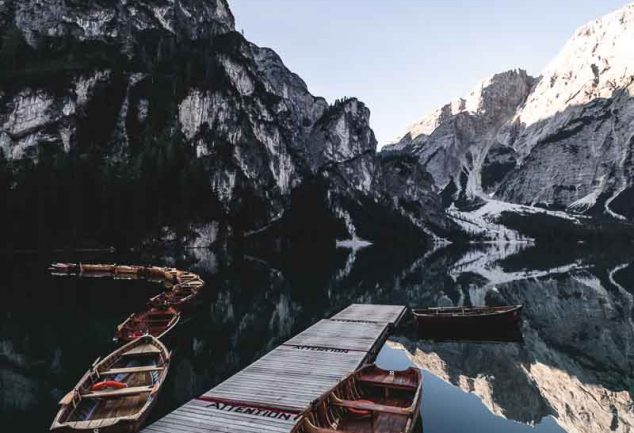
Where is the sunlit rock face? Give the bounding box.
[389,3,634,220]
[498,4,634,215]
[400,337,634,433]
[384,70,535,200]
[0,0,449,247]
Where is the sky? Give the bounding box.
[230,0,630,147]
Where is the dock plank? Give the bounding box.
[330,304,407,324]
[203,345,366,410]
[283,319,388,351]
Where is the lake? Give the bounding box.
[1,241,633,432]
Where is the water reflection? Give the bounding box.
[1,241,633,432]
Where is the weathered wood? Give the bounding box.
[330,304,406,325]
[123,344,162,355]
[332,399,413,415]
[284,320,388,352]
[82,385,154,399]
[140,304,406,433]
[101,365,165,375]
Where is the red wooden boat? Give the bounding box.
[113,265,144,280]
[79,263,117,278]
[50,335,170,433]
[148,278,203,310]
[115,307,180,343]
[292,364,422,433]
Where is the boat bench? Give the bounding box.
[332,399,413,415]
[82,385,154,398]
[101,366,165,375]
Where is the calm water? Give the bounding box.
[1,242,633,432]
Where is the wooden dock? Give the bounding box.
[142,304,407,433]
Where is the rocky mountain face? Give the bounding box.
[384,70,536,202]
[387,3,634,223]
[0,0,451,249]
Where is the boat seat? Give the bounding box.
[358,377,418,390]
[332,399,412,415]
[82,385,154,398]
[122,345,162,356]
[101,365,164,375]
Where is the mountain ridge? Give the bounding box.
[386,2,634,237]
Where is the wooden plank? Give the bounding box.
[83,385,153,398]
[331,304,407,325]
[203,345,366,411]
[123,344,162,356]
[332,399,413,415]
[146,399,296,433]
[283,319,388,351]
[101,365,164,375]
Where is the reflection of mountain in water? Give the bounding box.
[2,242,634,433]
[248,241,634,432]
[383,243,634,433]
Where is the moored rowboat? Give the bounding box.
[148,280,203,311]
[80,264,117,276]
[292,364,422,433]
[412,305,522,332]
[115,307,180,343]
[50,335,170,433]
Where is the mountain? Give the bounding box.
[384,69,536,201]
[387,3,634,230]
[0,0,451,250]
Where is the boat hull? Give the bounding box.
[115,307,180,343]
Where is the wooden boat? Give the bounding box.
[49,263,80,275]
[115,307,180,343]
[50,335,170,433]
[412,305,522,332]
[79,264,117,278]
[143,266,172,283]
[175,272,200,283]
[114,265,144,280]
[148,280,203,311]
[292,364,422,433]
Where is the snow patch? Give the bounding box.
[336,236,372,250]
[449,199,581,242]
[567,179,604,212]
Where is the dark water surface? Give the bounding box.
[1,242,633,432]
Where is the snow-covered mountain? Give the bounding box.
[387,3,634,223]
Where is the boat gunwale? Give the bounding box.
[411,305,522,318]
